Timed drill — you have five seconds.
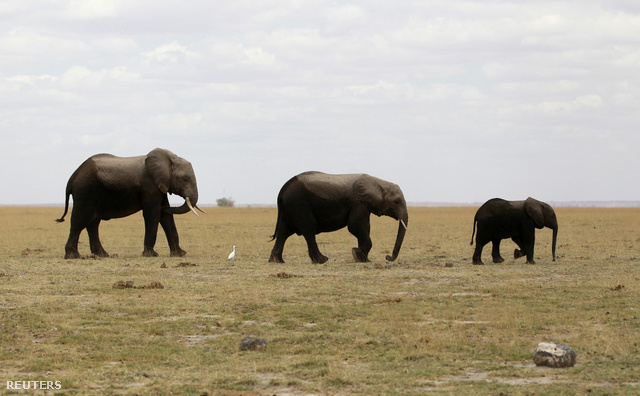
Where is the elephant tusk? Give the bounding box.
[186,197,199,217]
[400,219,408,230]
[195,205,207,214]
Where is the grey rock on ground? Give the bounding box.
[240,337,267,351]
[533,342,576,368]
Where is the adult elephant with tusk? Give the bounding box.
[56,148,205,259]
[268,171,408,264]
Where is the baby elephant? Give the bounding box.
[470,197,558,265]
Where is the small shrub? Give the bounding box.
[216,197,235,207]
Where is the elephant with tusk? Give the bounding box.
[56,148,203,259]
[181,196,206,217]
[268,171,409,264]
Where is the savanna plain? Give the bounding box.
[0,206,639,395]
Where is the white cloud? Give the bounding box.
[145,113,204,134]
[65,0,117,18]
[59,66,139,89]
[6,74,56,85]
[526,13,566,32]
[324,5,365,22]
[143,41,193,64]
[243,47,277,68]
[92,37,139,53]
[265,29,333,55]
[81,133,109,146]
[1,28,88,59]
[575,94,604,108]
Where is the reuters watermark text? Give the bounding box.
[6,381,62,390]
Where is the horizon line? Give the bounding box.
[4,200,640,208]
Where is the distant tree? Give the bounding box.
[216,197,235,207]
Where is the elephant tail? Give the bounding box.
[56,187,71,223]
[269,194,283,242]
[470,218,477,245]
[269,212,283,242]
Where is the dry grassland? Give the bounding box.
[0,206,639,395]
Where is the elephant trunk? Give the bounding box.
[551,225,558,261]
[163,194,204,216]
[386,215,408,262]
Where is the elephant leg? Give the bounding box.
[64,228,82,259]
[523,233,536,264]
[472,244,486,264]
[269,222,293,263]
[304,233,328,264]
[160,213,186,257]
[472,234,488,265]
[64,208,92,259]
[87,219,109,257]
[512,236,525,259]
[142,209,160,257]
[491,239,505,263]
[268,235,289,263]
[348,217,372,262]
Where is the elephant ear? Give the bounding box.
[524,197,545,229]
[145,148,176,194]
[354,175,385,216]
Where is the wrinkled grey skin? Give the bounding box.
[57,148,202,259]
[471,197,558,265]
[269,171,409,264]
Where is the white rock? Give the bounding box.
[533,342,576,368]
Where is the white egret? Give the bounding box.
[228,245,236,262]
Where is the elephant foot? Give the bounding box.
[64,250,81,260]
[92,249,109,258]
[142,249,159,257]
[514,249,524,259]
[170,248,187,257]
[311,254,329,264]
[492,256,505,263]
[351,248,370,263]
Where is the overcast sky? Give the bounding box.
[2,1,639,205]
